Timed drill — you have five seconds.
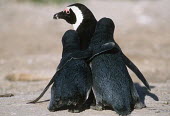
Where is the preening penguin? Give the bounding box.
[88,18,145,115]
[53,3,150,90]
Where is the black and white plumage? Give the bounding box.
[28,4,150,111]
[53,3,150,91]
[88,18,145,115]
[27,3,97,104]
[53,3,97,50]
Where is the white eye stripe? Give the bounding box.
[67,6,84,30]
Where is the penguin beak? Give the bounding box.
[53,13,59,19]
[53,11,63,19]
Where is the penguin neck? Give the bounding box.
[68,6,84,30]
[62,45,80,57]
[73,22,82,30]
[73,19,97,50]
[91,32,114,47]
[73,18,97,31]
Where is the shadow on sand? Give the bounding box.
[134,83,159,105]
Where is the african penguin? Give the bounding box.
[53,3,150,91]
[53,3,97,50]
[88,18,145,115]
[29,30,92,113]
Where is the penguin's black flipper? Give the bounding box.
[113,43,150,90]
[57,54,72,71]
[28,54,73,103]
[89,42,117,61]
[122,53,151,90]
[27,71,58,104]
[57,51,92,71]
[72,48,92,60]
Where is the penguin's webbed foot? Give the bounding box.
[68,105,84,113]
[48,105,58,112]
[119,115,130,116]
[90,104,104,111]
[134,102,146,109]
[68,109,81,113]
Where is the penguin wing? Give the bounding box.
[28,54,75,103]
[72,48,93,60]
[111,42,150,90]
[122,53,151,90]
[27,71,59,103]
[57,51,92,71]
[89,42,117,61]
[28,55,74,103]
[57,55,73,71]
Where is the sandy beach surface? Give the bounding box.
[0,0,170,115]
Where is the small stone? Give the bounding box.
[155,111,160,113]
[0,93,14,97]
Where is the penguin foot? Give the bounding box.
[119,115,130,116]
[134,102,146,109]
[48,109,56,112]
[68,109,81,113]
[68,105,84,113]
[90,105,103,111]
[48,106,57,112]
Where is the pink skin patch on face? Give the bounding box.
[64,8,70,14]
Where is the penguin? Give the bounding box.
[53,3,97,50]
[87,18,146,115]
[29,30,92,113]
[53,3,150,91]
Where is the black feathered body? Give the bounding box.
[89,18,145,115]
[48,30,92,112]
[91,51,134,115]
[77,19,97,50]
[49,58,92,111]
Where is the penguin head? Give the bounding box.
[90,18,115,45]
[53,3,96,30]
[62,30,80,54]
[95,18,115,34]
[53,7,77,25]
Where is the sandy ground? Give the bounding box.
[0,82,170,116]
[0,0,170,115]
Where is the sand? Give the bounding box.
[0,0,170,115]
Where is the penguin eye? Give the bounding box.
[66,10,70,14]
[64,9,70,14]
